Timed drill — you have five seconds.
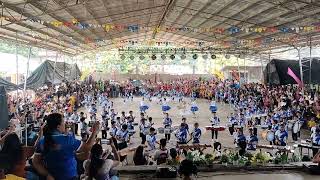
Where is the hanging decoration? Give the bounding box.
[4,15,320,35]
[181,54,186,60]
[211,54,217,59]
[139,55,145,60]
[225,54,231,59]
[129,55,135,60]
[193,54,198,59]
[161,54,166,60]
[202,54,208,59]
[151,54,157,60]
[120,54,125,60]
[170,54,175,60]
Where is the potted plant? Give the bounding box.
[220,154,229,166]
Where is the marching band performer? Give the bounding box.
[163,113,173,141]
[191,123,201,144]
[161,98,171,112]
[146,127,158,151]
[228,112,237,135]
[275,124,288,146]
[176,123,188,144]
[140,99,149,113]
[116,124,129,150]
[110,121,118,149]
[127,110,135,130]
[312,128,320,157]
[139,114,149,144]
[246,128,258,151]
[209,100,218,113]
[238,113,246,128]
[88,103,97,121]
[210,112,220,140]
[235,128,246,149]
[110,109,117,122]
[190,100,199,115]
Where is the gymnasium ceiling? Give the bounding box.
[1,0,320,56]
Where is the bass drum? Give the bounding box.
[266,131,275,142]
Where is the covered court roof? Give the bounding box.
[1,0,320,56]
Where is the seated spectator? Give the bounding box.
[0,133,25,179]
[83,139,120,180]
[32,113,100,180]
[178,159,198,180]
[154,139,169,165]
[133,145,148,165]
[167,148,180,166]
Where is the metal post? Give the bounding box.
[237,57,241,86]
[53,52,58,83]
[309,36,312,85]
[297,48,304,93]
[24,46,31,146]
[244,57,247,83]
[15,33,19,97]
[260,55,264,83]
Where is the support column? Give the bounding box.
[15,33,19,96]
[309,36,312,85]
[237,57,241,86]
[23,46,31,146]
[297,48,304,93]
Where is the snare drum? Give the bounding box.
[157,127,165,134]
[260,125,269,130]
[128,130,136,135]
[132,122,139,126]
[164,128,172,134]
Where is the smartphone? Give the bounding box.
[101,139,110,145]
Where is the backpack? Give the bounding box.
[157,150,168,165]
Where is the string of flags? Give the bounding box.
[2,16,320,35]
[82,35,299,49]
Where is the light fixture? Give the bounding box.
[161,54,166,60]
[193,54,198,59]
[151,54,157,60]
[181,54,186,60]
[211,54,216,59]
[170,54,175,60]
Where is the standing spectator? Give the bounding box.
[154,139,169,165]
[83,140,120,180]
[32,113,100,180]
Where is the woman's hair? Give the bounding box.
[89,144,104,179]
[179,159,197,177]
[159,139,167,149]
[169,148,177,159]
[133,146,145,165]
[0,133,23,173]
[43,113,63,153]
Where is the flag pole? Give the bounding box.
[297,47,304,94]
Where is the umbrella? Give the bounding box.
[0,86,9,130]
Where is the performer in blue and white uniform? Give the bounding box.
[139,99,149,113]
[88,103,97,121]
[228,112,237,135]
[209,100,218,113]
[210,112,220,140]
[191,123,201,144]
[176,123,188,144]
[312,128,320,157]
[275,124,288,146]
[247,128,258,150]
[190,101,199,115]
[238,113,246,128]
[161,99,171,112]
[163,113,172,141]
[146,127,157,151]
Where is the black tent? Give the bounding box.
[264,58,320,85]
[0,86,9,130]
[0,78,18,91]
[20,60,81,90]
